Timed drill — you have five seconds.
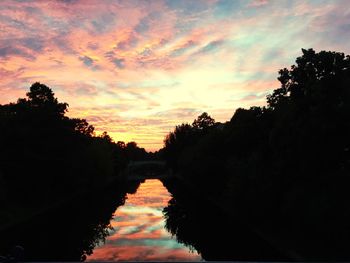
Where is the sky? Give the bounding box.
[1,0,350,151]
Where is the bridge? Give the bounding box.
[123,161,172,181]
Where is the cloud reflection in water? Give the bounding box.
[87,179,201,261]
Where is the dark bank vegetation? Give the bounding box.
[162,178,286,261]
[0,83,148,227]
[162,49,350,260]
[0,179,143,261]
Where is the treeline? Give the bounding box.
[0,83,148,224]
[161,48,350,257]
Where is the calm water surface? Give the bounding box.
[87,179,201,261]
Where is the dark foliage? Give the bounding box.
[162,49,350,260]
[0,82,147,226]
[0,180,142,261]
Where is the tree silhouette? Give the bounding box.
[163,112,217,170]
[71,118,95,137]
[25,82,68,117]
[192,112,215,130]
[162,48,350,260]
[0,82,149,234]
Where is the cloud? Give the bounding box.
[170,40,197,57]
[165,0,214,15]
[79,55,94,67]
[248,0,269,8]
[90,14,117,33]
[71,83,99,96]
[1,0,350,151]
[87,42,99,50]
[135,16,151,34]
[0,46,34,60]
[241,92,269,101]
[213,0,242,17]
[116,33,139,51]
[112,58,125,69]
[22,37,44,52]
[194,39,225,55]
[155,108,202,119]
[78,55,101,70]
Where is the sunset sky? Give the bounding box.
[1,0,350,151]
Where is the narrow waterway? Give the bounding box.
[87,179,201,261]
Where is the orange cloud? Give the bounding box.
[1,0,350,151]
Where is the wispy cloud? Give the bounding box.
[1,0,349,150]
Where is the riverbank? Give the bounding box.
[1,176,111,232]
[162,176,289,261]
[165,173,350,261]
[0,177,143,261]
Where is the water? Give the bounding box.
[0,177,284,261]
[2,173,343,261]
[87,179,201,261]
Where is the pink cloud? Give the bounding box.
[1,0,350,151]
[248,0,269,8]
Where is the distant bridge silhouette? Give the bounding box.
[123,161,172,181]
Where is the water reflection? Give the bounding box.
[0,182,132,261]
[87,179,201,261]
[163,179,286,261]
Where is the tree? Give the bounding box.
[100,131,113,142]
[192,112,215,130]
[71,118,95,137]
[126,142,138,149]
[0,82,125,209]
[267,48,350,109]
[116,141,126,148]
[158,48,350,260]
[125,142,147,161]
[26,82,68,117]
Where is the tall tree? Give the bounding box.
[192,112,215,130]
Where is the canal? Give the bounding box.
[0,176,286,261]
[87,179,201,261]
